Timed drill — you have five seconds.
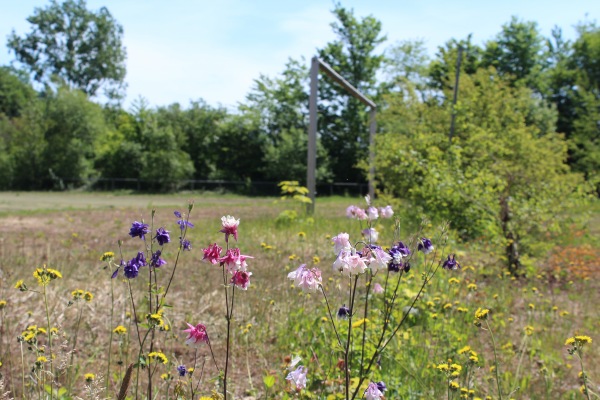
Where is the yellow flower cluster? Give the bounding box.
[146,309,164,327]
[33,266,62,286]
[148,351,168,364]
[474,308,489,320]
[565,335,592,347]
[71,289,94,302]
[84,373,95,382]
[101,251,115,262]
[113,325,127,335]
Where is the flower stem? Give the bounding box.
[485,319,502,400]
[43,285,53,400]
[578,350,591,400]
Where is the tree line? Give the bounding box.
[0,1,598,195]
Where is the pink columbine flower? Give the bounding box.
[334,251,367,276]
[367,206,379,220]
[379,205,394,218]
[364,194,371,206]
[183,322,209,347]
[372,283,384,294]
[286,365,308,390]
[231,270,252,290]
[364,382,384,400]
[332,232,351,254]
[219,248,253,274]
[368,246,392,271]
[219,215,240,242]
[346,205,367,220]
[287,264,322,292]
[202,243,222,264]
[361,227,379,243]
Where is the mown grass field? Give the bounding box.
[0,191,598,400]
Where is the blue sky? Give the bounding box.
[1,0,598,109]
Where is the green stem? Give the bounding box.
[578,350,591,400]
[106,278,115,398]
[485,319,502,400]
[43,285,53,400]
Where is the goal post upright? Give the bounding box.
[307,56,377,213]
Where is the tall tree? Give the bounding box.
[317,4,386,183]
[7,0,126,99]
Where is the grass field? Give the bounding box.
[0,191,598,399]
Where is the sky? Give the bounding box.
[1,0,598,110]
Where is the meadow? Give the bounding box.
[0,191,598,400]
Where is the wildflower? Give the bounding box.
[372,283,384,294]
[449,381,460,390]
[184,323,209,347]
[417,237,434,254]
[219,215,239,242]
[84,291,93,302]
[220,248,253,274]
[287,264,322,292]
[467,283,477,291]
[101,251,115,262]
[36,356,48,364]
[149,250,167,268]
[148,352,168,364]
[442,254,461,270]
[565,335,592,347]
[364,382,384,400]
[286,365,307,390]
[388,242,410,272]
[448,277,460,284]
[312,256,320,264]
[202,243,222,264]
[458,346,471,355]
[365,245,392,271]
[436,363,449,372]
[367,206,379,220]
[161,373,171,380]
[231,270,252,290]
[177,365,187,377]
[175,211,194,231]
[346,205,367,220]
[334,251,368,276]
[33,267,62,286]
[129,221,149,240]
[113,325,127,335]
[524,325,534,336]
[155,227,171,246]
[361,227,379,243]
[332,232,351,254]
[474,308,489,320]
[337,305,351,319]
[560,311,570,317]
[147,311,164,327]
[379,205,394,218]
[297,231,306,239]
[124,252,146,279]
[376,381,387,393]
[15,280,27,291]
[72,289,85,300]
[0,300,8,309]
[180,238,192,251]
[84,373,95,382]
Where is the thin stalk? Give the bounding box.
[344,276,359,400]
[577,350,591,400]
[20,341,25,400]
[320,286,343,348]
[106,278,115,398]
[67,302,85,391]
[43,285,53,400]
[359,272,373,378]
[127,280,143,400]
[485,319,502,400]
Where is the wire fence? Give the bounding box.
[53,177,370,197]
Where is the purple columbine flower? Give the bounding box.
[337,305,350,319]
[177,365,187,377]
[442,254,461,270]
[129,221,149,240]
[175,210,194,231]
[124,260,139,279]
[417,237,434,254]
[388,241,410,272]
[111,259,125,279]
[150,250,167,268]
[376,381,387,392]
[180,238,192,251]
[155,227,170,246]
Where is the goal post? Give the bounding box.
[307,56,377,213]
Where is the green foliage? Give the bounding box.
[7,0,126,99]
[0,66,37,118]
[376,68,588,272]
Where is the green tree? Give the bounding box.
[0,67,37,118]
[317,4,386,183]
[376,68,586,274]
[7,0,126,99]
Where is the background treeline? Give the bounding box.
[0,1,598,196]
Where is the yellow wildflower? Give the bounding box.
[474,308,489,320]
[148,352,168,364]
[113,325,127,335]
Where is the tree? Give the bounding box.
[317,4,386,183]
[0,67,37,118]
[375,68,586,275]
[7,0,126,99]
